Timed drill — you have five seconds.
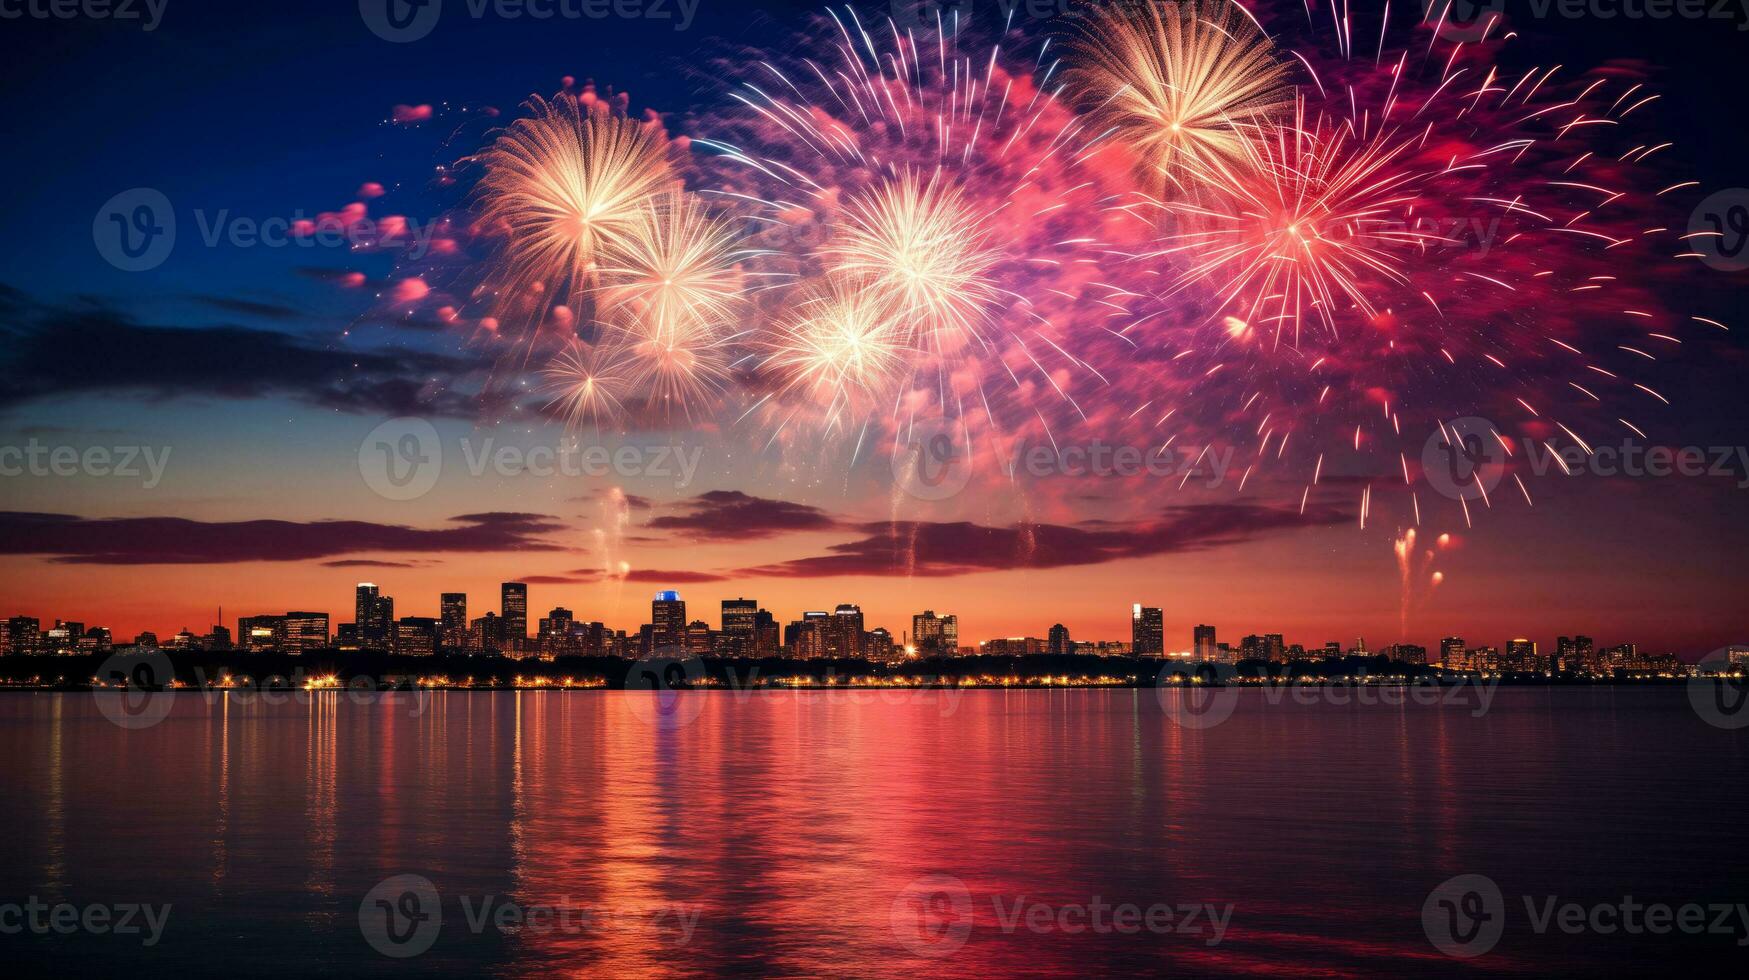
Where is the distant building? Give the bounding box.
[981,637,1045,657]
[829,604,865,658]
[440,593,468,648]
[1440,636,1468,671]
[912,610,959,656]
[394,617,439,657]
[356,584,393,646]
[1131,605,1164,657]
[651,591,687,651]
[282,611,331,653]
[685,620,714,656]
[1504,638,1539,673]
[1048,623,1072,656]
[501,583,528,649]
[786,611,830,658]
[865,627,896,661]
[4,617,40,656]
[538,607,575,656]
[1193,624,1217,661]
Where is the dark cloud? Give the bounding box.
[321,559,422,568]
[0,511,563,565]
[192,295,304,321]
[0,297,484,418]
[737,504,1346,578]
[646,490,842,541]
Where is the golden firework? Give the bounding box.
[766,284,905,422]
[823,172,1003,357]
[475,94,676,317]
[1066,0,1293,190]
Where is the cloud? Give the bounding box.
[737,504,1345,578]
[0,300,484,418]
[321,559,422,568]
[0,512,563,565]
[192,295,305,321]
[645,490,842,541]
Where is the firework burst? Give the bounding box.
[764,283,906,428]
[474,92,679,330]
[1064,0,1294,191]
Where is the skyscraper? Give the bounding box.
[651,590,686,651]
[912,610,959,656]
[1048,623,1072,655]
[440,593,467,648]
[1193,624,1217,661]
[829,604,864,658]
[355,584,392,646]
[501,582,528,644]
[1440,636,1468,671]
[720,598,758,656]
[1131,604,1164,657]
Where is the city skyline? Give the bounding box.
[0,576,1718,664]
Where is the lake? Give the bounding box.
[1,686,1745,976]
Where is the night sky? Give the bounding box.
[3,0,1748,655]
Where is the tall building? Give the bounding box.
[1269,634,1289,661]
[501,582,528,645]
[828,604,864,658]
[538,607,575,656]
[866,627,895,661]
[911,610,958,656]
[651,591,687,652]
[1193,624,1217,661]
[4,617,40,656]
[720,598,758,656]
[1131,605,1164,657]
[1048,623,1072,656]
[753,609,780,658]
[786,611,830,658]
[1440,636,1468,671]
[281,611,330,653]
[685,620,714,656]
[355,584,393,646]
[440,593,467,648]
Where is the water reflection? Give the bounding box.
[0,688,1743,976]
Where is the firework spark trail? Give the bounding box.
[699,5,1151,470]
[1063,0,1295,192]
[1076,0,1711,527]
[473,92,679,339]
